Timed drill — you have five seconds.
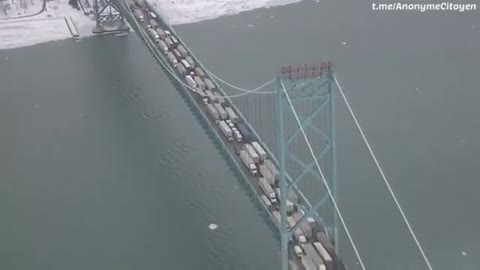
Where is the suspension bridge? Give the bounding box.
[88,0,434,269]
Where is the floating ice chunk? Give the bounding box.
[461,251,467,256]
[342,41,347,45]
[208,223,218,230]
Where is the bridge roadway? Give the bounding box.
[115,1,345,269]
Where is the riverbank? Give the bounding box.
[0,0,305,50]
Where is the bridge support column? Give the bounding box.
[276,63,338,269]
[93,0,129,34]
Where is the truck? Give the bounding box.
[315,232,336,262]
[148,11,158,19]
[225,119,235,129]
[196,89,207,98]
[194,67,206,77]
[204,78,215,90]
[133,9,144,22]
[165,37,175,49]
[293,212,313,238]
[251,141,267,161]
[244,143,260,163]
[180,59,192,71]
[185,56,195,68]
[258,177,276,203]
[233,130,243,142]
[239,150,257,175]
[147,28,159,41]
[287,216,297,229]
[166,52,177,65]
[236,122,252,142]
[294,246,304,258]
[177,45,189,58]
[301,256,317,270]
[276,188,299,205]
[205,90,216,103]
[213,91,225,104]
[157,28,167,39]
[264,159,279,181]
[185,75,196,89]
[313,242,334,270]
[303,244,326,270]
[259,164,275,185]
[294,228,307,244]
[149,19,159,29]
[206,103,219,123]
[218,121,233,141]
[173,49,182,59]
[225,107,239,123]
[214,103,227,120]
[194,76,206,90]
[260,194,272,208]
[176,62,187,76]
[170,35,179,44]
[157,40,168,54]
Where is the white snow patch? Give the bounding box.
[208,223,218,230]
[148,0,303,25]
[342,41,347,45]
[1,0,303,49]
[0,0,95,50]
[461,251,467,256]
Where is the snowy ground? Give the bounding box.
[0,0,95,50]
[0,0,43,18]
[0,0,303,50]
[149,0,303,25]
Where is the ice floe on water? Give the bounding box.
[208,223,218,230]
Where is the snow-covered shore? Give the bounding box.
[0,0,303,50]
[0,0,96,50]
[148,0,303,25]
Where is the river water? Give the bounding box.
[0,0,479,270]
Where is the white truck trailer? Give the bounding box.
[259,164,275,185]
[133,9,144,22]
[244,143,260,163]
[225,107,239,123]
[157,40,168,54]
[176,62,187,76]
[258,177,276,203]
[206,103,219,123]
[185,56,195,68]
[166,52,177,65]
[264,159,279,181]
[195,67,206,77]
[251,141,267,161]
[218,121,233,141]
[204,78,215,90]
[194,76,206,90]
[239,150,257,175]
[185,75,196,89]
[214,103,227,120]
[177,45,189,58]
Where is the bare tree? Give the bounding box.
[20,0,27,13]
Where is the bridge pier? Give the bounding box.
[92,0,129,34]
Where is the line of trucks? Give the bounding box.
[131,3,345,270]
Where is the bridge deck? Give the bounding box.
[118,1,345,269]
